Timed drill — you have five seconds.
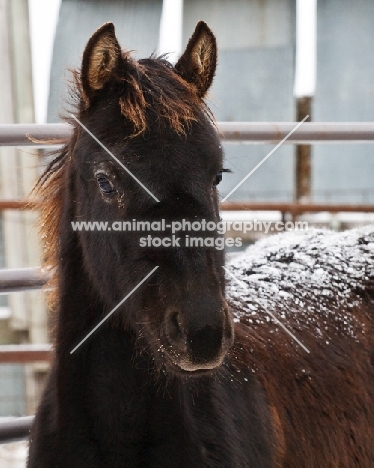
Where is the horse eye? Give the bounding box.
[96,174,117,195]
[213,171,223,186]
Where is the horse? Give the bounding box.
[27,21,374,467]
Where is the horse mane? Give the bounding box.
[34,54,214,308]
[118,53,212,136]
[34,144,69,308]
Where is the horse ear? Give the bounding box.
[175,21,217,98]
[81,23,122,104]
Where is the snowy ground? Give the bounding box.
[0,441,27,468]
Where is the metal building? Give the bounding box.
[48,0,374,205]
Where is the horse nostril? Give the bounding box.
[166,310,185,343]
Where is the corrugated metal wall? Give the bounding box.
[0,0,40,418]
[47,0,163,122]
[48,0,374,203]
[314,0,374,202]
[184,0,295,202]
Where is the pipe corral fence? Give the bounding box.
[0,121,374,443]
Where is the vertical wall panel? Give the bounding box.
[47,0,163,122]
[184,0,296,201]
[313,0,374,202]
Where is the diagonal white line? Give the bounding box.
[223,266,310,353]
[71,114,160,202]
[70,266,159,354]
[221,116,309,202]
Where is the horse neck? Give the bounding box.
[52,171,145,416]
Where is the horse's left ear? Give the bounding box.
[81,22,122,105]
[175,21,217,98]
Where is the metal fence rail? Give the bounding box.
[2,200,374,214]
[0,200,35,210]
[1,122,374,145]
[0,268,49,294]
[220,202,374,213]
[0,123,70,146]
[0,416,34,444]
[0,345,52,364]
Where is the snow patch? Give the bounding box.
[227,227,374,342]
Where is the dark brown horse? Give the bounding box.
[28,21,374,467]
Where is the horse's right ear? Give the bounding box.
[175,21,217,98]
[81,23,122,106]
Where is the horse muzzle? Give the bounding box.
[162,301,234,372]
